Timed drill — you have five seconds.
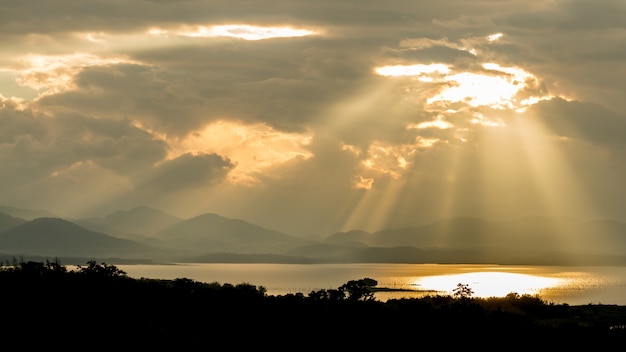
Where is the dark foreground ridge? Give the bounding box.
[2,260,626,349]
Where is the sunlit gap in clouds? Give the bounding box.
[407,114,454,130]
[79,23,318,48]
[4,53,141,99]
[163,120,314,186]
[151,24,318,40]
[375,62,547,112]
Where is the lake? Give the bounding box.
[114,263,626,305]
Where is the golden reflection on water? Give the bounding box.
[372,265,581,302]
[373,266,624,304]
[411,272,565,298]
[113,263,626,305]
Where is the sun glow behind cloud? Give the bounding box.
[150,24,318,40]
[398,32,504,57]
[375,62,547,111]
[375,63,450,78]
[5,53,141,98]
[408,115,454,129]
[428,70,523,109]
[487,33,503,42]
[355,138,439,180]
[352,175,374,190]
[351,56,550,191]
[166,120,313,185]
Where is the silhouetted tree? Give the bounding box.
[339,277,378,301]
[453,283,474,300]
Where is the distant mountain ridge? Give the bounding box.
[324,216,626,255]
[0,206,315,262]
[0,217,155,258]
[154,213,313,254]
[104,206,182,235]
[75,206,182,241]
[0,206,57,220]
[0,212,27,233]
[1,204,626,265]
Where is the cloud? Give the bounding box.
[138,152,234,192]
[530,98,626,149]
[1,0,625,235]
[0,97,168,208]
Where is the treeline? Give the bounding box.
[2,260,626,349]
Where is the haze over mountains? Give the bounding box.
[1,205,626,266]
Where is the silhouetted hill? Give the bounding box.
[492,216,626,255]
[286,242,366,262]
[76,206,182,240]
[307,216,626,265]
[0,212,27,233]
[0,205,57,220]
[155,213,313,254]
[573,218,626,254]
[2,204,626,265]
[103,206,182,235]
[323,229,371,246]
[178,252,320,264]
[0,217,156,258]
[324,216,626,254]
[359,217,511,249]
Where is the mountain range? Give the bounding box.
[1,205,626,266]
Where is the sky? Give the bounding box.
[1,0,625,237]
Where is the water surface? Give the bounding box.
[115,263,626,305]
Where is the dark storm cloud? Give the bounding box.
[138,152,234,192]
